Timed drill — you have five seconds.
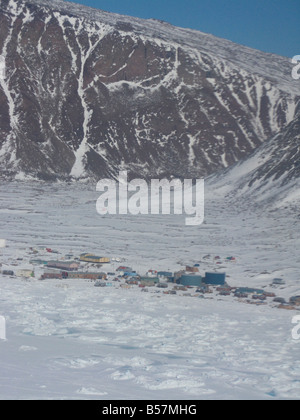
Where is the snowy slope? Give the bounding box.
[0,181,299,400]
[206,101,300,208]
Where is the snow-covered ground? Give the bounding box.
[0,181,299,400]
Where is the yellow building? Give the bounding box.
[16,269,34,278]
[80,253,110,264]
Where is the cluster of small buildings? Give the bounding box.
[25,248,110,281]
[111,264,300,310]
[1,249,299,311]
[0,251,111,282]
[38,253,111,281]
[172,266,226,287]
[116,266,227,289]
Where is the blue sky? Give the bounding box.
[66,0,299,57]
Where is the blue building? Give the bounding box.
[157,272,174,281]
[178,274,203,287]
[204,272,226,286]
[235,287,264,295]
[123,271,138,277]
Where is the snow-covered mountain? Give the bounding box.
[0,0,299,180]
[207,101,300,208]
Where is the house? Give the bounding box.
[117,266,132,272]
[204,272,226,286]
[30,259,49,265]
[47,261,79,271]
[173,285,188,291]
[2,270,14,276]
[94,281,107,287]
[290,296,300,306]
[156,283,168,289]
[216,287,232,292]
[273,297,286,304]
[116,266,133,275]
[63,272,107,280]
[196,285,211,294]
[126,279,139,285]
[234,292,248,298]
[123,271,138,277]
[219,291,231,296]
[16,269,34,278]
[263,292,276,298]
[41,271,63,280]
[157,272,174,282]
[278,304,296,311]
[236,287,264,295]
[157,271,173,279]
[95,280,113,287]
[178,274,203,287]
[174,270,186,283]
[252,295,266,301]
[140,277,159,286]
[272,278,285,285]
[186,266,199,273]
[120,284,131,289]
[41,271,106,281]
[80,254,110,264]
[146,269,158,278]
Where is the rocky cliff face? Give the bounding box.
[0,0,299,180]
[207,101,300,208]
